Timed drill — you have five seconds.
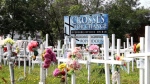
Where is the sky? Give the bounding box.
[139,0,150,8]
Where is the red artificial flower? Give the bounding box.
[116,56,120,60]
[61,70,66,76]
[133,44,136,53]
[124,63,126,66]
[13,52,17,56]
[3,47,7,52]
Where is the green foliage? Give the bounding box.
[0,0,150,44]
[69,5,84,15]
[105,0,150,42]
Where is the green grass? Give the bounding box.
[0,63,139,84]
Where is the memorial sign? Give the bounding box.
[64,13,108,44]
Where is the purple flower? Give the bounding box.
[43,64,50,68]
[44,59,51,64]
[46,48,52,54]
[53,68,61,77]
[51,52,57,62]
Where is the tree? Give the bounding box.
[48,0,85,45]
[105,0,150,42]
[0,0,53,41]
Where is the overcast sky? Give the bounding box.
[139,0,150,8]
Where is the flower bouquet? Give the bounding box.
[2,36,16,84]
[133,43,140,53]
[114,54,127,72]
[27,41,39,60]
[3,38,15,46]
[42,48,57,68]
[112,54,127,84]
[38,48,57,84]
[53,63,74,82]
[3,38,17,61]
[53,47,82,83]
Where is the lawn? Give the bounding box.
[0,62,139,84]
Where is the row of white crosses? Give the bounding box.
[84,34,133,84]
[28,33,48,84]
[16,35,47,84]
[55,36,88,84]
[17,40,28,77]
[21,34,50,84]
[0,35,25,84]
[15,40,27,69]
[127,26,150,84]
[112,34,134,74]
[93,33,134,76]
[89,35,124,84]
[56,34,132,84]
[0,34,49,84]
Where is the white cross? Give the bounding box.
[5,37,15,84]
[90,36,124,84]
[127,26,150,84]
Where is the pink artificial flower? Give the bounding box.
[27,43,33,51]
[69,60,80,70]
[73,47,81,53]
[89,44,99,54]
[72,47,82,59]
[53,68,61,77]
[27,41,38,52]
[31,41,38,47]
[75,52,82,59]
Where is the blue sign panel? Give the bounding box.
[64,13,108,44]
